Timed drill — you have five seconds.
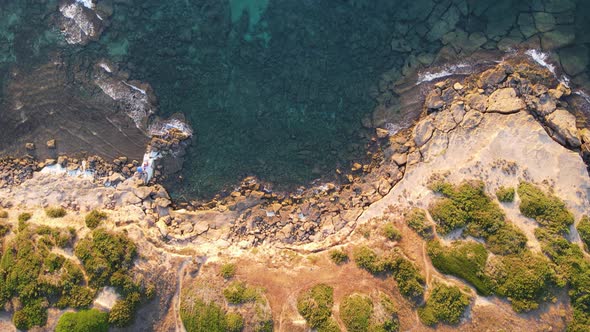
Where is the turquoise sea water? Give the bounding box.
[0,0,589,199]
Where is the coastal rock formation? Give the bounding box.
[58,0,107,45]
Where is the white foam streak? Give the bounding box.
[122,81,147,95]
[417,63,471,84]
[525,49,556,75]
[76,0,95,9]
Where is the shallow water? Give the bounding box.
[0,0,589,199]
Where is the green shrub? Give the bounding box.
[489,252,557,312]
[296,284,334,329]
[220,263,236,279]
[85,210,107,229]
[46,207,67,218]
[486,223,527,255]
[74,228,137,288]
[427,240,493,295]
[13,300,48,330]
[0,222,9,237]
[223,281,257,304]
[0,210,7,218]
[418,283,470,326]
[577,216,590,252]
[496,186,515,202]
[181,299,228,332]
[329,249,348,264]
[405,208,433,239]
[382,223,401,241]
[226,312,244,332]
[429,198,468,235]
[18,212,32,222]
[517,182,574,234]
[317,318,340,332]
[353,246,383,274]
[340,293,373,332]
[108,298,136,327]
[56,309,108,332]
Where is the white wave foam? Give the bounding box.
[41,163,93,178]
[384,122,403,135]
[122,81,147,95]
[98,62,112,73]
[148,118,193,137]
[525,49,556,75]
[76,0,95,9]
[417,63,472,84]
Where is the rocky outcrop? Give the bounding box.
[58,0,107,45]
[545,109,581,147]
[487,88,525,114]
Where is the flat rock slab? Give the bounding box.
[486,88,525,113]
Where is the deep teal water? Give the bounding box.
[0,0,589,199]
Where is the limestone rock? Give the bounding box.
[413,118,435,147]
[46,139,56,149]
[391,153,408,166]
[433,110,457,133]
[478,68,507,88]
[532,94,557,116]
[545,109,581,147]
[460,111,483,129]
[107,172,125,185]
[25,143,35,151]
[156,220,168,238]
[133,186,153,200]
[465,93,488,112]
[450,103,466,123]
[487,88,525,113]
[425,90,444,109]
[375,128,389,139]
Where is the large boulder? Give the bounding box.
[413,118,435,147]
[545,109,581,147]
[487,88,525,114]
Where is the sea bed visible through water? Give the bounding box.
[0,0,589,200]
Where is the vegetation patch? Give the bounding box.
[0,210,7,218]
[405,208,434,239]
[418,283,470,326]
[18,212,31,222]
[46,207,67,218]
[181,298,241,332]
[56,309,109,332]
[223,281,258,304]
[576,215,590,252]
[85,210,107,229]
[296,283,334,329]
[487,251,557,312]
[0,223,94,329]
[340,293,373,332]
[353,246,425,300]
[427,240,493,295]
[220,262,237,279]
[428,180,526,255]
[0,222,9,237]
[329,249,348,264]
[382,223,401,241]
[517,182,574,234]
[496,186,515,202]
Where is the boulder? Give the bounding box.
[433,110,457,132]
[533,12,556,32]
[156,220,168,238]
[545,109,581,147]
[450,103,466,123]
[391,153,408,166]
[46,139,56,149]
[413,118,435,147]
[487,88,525,113]
[559,45,589,76]
[541,26,576,50]
[425,90,444,109]
[460,111,484,129]
[465,93,488,112]
[532,94,557,116]
[478,68,507,88]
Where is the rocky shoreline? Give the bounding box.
[1,56,590,331]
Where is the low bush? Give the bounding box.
[488,251,557,312]
[56,309,109,332]
[577,216,590,252]
[0,222,9,237]
[496,186,515,202]
[18,212,32,222]
[13,300,48,330]
[382,223,401,241]
[0,210,7,218]
[329,249,348,264]
[46,207,67,218]
[85,210,107,229]
[219,263,236,279]
[427,240,493,295]
[296,283,334,329]
[180,299,228,332]
[405,208,433,239]
[223,281,258,304]
[418,283,470,326]
[353,246,382,274]
[226,312,244,332]
[340,293,373,332]
[517,182,574,234]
